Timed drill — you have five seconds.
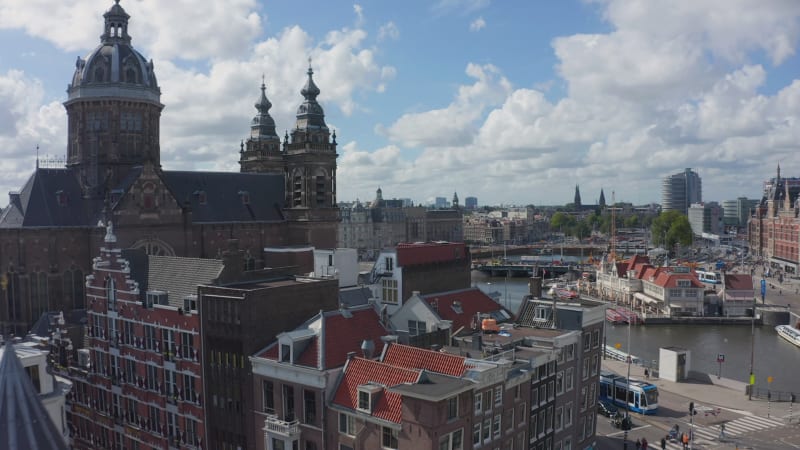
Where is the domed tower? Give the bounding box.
[284,62,339,247]
[285,63,337,209]
[64,0,163,197]
[239,78,282,174]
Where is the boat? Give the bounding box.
[606,308,626,324]
[776,324,800,348]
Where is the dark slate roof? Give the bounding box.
[0,168,100,228]
[338,286,373,308]
[123,248,224,308]
[162,170,285,223]
[28,310,87,338]
[0,167,288,228]
[0,341,69,450]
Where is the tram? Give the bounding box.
[695,270,721,284]
[599,370,659,415]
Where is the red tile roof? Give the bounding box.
[724,274,754,291]
[423,287,510,332]
[382,344,468,377]
[332,357,421,423]
[652,270,705,288]
[396,242,467,267]
[255,306,388,370]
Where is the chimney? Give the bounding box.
[361,340,375,359]
[346,351,357,361]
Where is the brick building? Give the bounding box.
[0,0,339,334]
[748,165,800,276]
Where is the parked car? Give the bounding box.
[597,399,619,417]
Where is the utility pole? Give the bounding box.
[749,293,756,400]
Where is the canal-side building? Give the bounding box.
[748,165,800,276]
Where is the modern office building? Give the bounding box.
[465,196,478,210]
[722,197,759,228]
[688,202,723,236]
[661,168,702,214]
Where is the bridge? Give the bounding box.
[469,244,605,260]
[472,262,573,278]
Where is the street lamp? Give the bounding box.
[748,293,756,400]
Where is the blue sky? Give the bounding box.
[2,0,800,207]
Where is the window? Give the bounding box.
[591,354,599,376]
[304,390,316,424]
[106,277,116,310]
[592,329,600,348]
[531,385,538,408]
[582,358,589,380]
[583,333,590,352]
[518,403,526,426]
[485,389,493,410]
[185,417,198,446]
[339,413,355,436]
[447,396,459,420]
[547,381,554,400]
[564,403,573,427]
[385,257,394,271]
[263,380,275,413]
[473,423,481,445]
[563,437,572,450]
[565,368,574,391]
[494,386,502,408]
[482,418,491,443]
[181,332,193,360]
[283,384,295,421]
[580,386,588,411]
[382,426,399,449]
[555,406,563,431]
[504,408,514,433]
[146,364,158,391]
[492,414,501,439]
[556,371,564,395]
[183,374,196,403]
[382,279,398,304]
[143,325,157,351]
[439,428,463,450]
[25,365,41,392]
[408,320,426,336]
[148,405,161,432]
[565,344,575,361]
[474,392,483,413]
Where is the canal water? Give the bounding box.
[472,272,799,393]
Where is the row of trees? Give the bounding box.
[549,208,693,249]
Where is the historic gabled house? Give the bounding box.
[0,0,339,334]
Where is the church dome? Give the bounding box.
[66,0,160,105]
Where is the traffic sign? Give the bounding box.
[717,354,725,363]
[767,376,773,384]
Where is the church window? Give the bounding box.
[125,68,137,84]
[94,66,105,82]
[315,175,326,206]
[293,174,303,207]
[142,182,156,210]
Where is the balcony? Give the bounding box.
[263,414,300,438]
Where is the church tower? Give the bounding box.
[238,79,282,174]
[283,63,339,247]
[64,0,163,198]
[599,188,606,208]
[574,184,582,208]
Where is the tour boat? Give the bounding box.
[776,324,800,348]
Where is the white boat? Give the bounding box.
[776,324,800,348]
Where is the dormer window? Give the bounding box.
[193,190,207,205]
[451,300,463,314]
[239,190,250,205]
[279,343,291,363]
[55,190,68,207]
[357,384,382,413]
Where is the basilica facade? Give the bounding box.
[0,1,339,333]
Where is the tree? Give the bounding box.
[550,212,576,231]
[623,215,640,228]
[652,211,693,252]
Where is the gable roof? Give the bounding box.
[256,305,388,370]
[396,242,467,267]
[423,287,511,332]
[0,341,68,450]
[332,357,421,423]
[382,344,468,377]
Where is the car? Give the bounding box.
[597,399,619,417]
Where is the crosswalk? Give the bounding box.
[658,415,786,449]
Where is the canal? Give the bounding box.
[472,272,799,393]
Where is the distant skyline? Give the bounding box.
[1,0,800,207]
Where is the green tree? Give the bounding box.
[652,211,693,250]
[550,212,576,231]
[623,215,640,228]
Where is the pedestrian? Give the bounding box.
[635,438,642,450]
[642,437,649,449]
[682,432,689,450]
[719,422,726,440]
[644,368,650,379]
[660,436,667,450]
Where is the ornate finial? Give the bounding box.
[332,129,337,144]
[240,140,244,153]
[104,220,117,244]
[115,0,121,4]
[36,145,39,169]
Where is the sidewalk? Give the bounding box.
[602,358,797,421]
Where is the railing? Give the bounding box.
[603,344,640,364]
[263,414,300,437]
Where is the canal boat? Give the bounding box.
[776,324,800,348]
[606,308,626,324]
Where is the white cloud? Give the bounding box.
[353,4,364,26]
[469,17,486,32]
[378,21,399,41]
[432,0,491,15]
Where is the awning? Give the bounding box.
[634,292,659,304]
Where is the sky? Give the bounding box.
[1,0,800,208]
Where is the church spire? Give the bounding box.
[599,188,606,208]
[574,184,582,207]
[249,77,278,141]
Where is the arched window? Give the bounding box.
[106,277,116,311]
[126,68,137,84]
[63,269,85,310]
[94,66,105,82]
